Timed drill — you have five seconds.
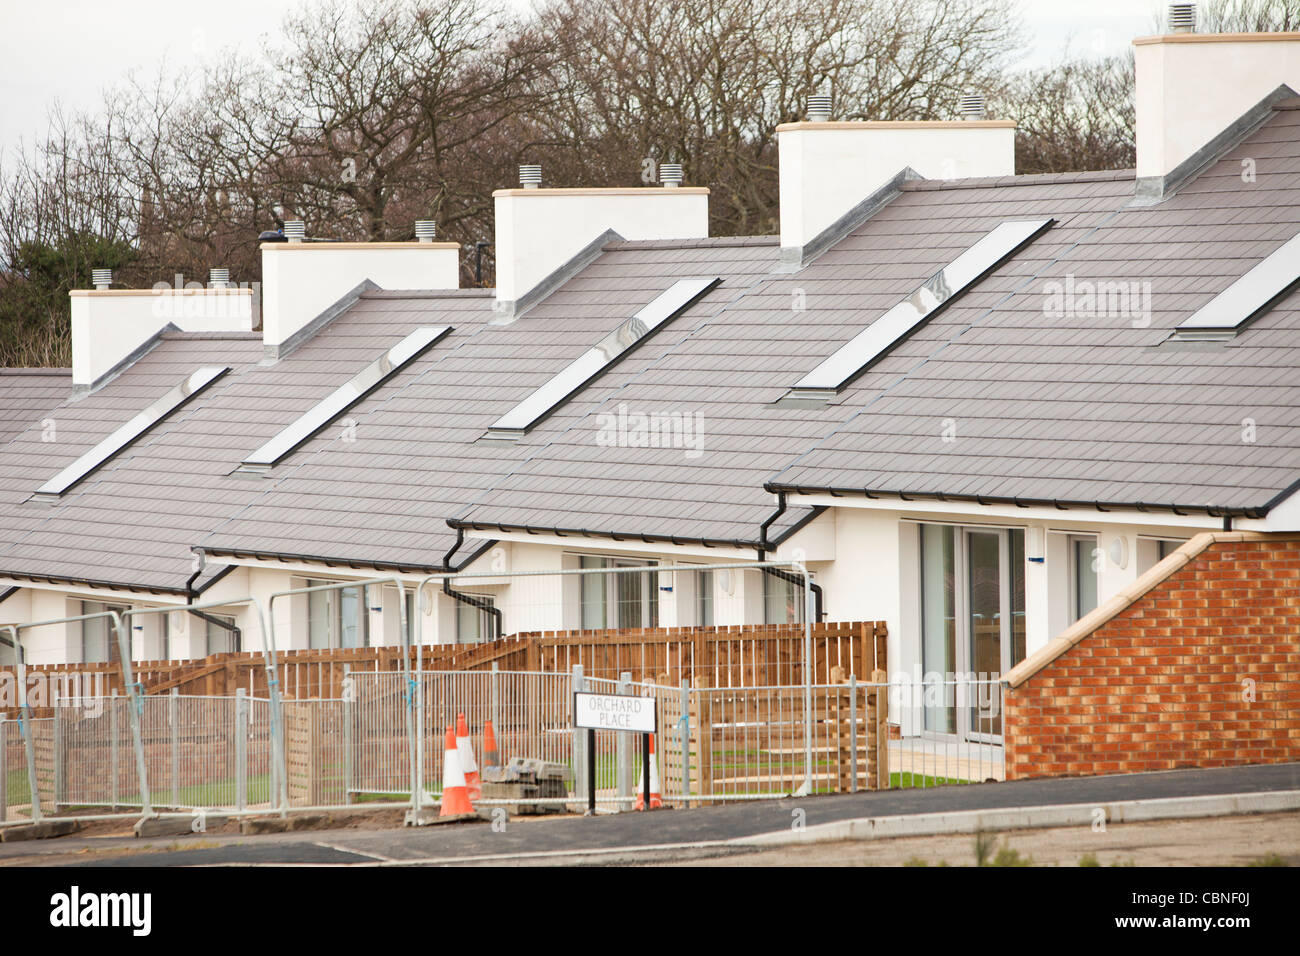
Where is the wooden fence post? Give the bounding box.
[829,665,850,793]
[869,667,889,789]
[691,676,713,797]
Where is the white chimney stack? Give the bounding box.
[1134,25,1300,192]
[70,274,254,387]
[492,169,710,314]
[777,98,1015,259]
[260,230,461,358]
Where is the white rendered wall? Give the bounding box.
[69,289,254,386]
[777,121,1016,249]
[1135,32,1300,179]
[261,242,460,351]
[492,188,710,305]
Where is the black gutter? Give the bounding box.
[441,535,507,638]
[193,563,237,596]
[442,579,503,641]
[186,607,243,651]
[0,570,184,596]
[452,536,498,572]
[758,490,787,551]
[756,491,826,620]
[763,482,1269,521]
[443,527,466,569]
[756,561,824,622]
[447,518,759,552]
[196,546,448,575]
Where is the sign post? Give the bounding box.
[574,691,657,815]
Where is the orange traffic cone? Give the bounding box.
[635,733,663,810]
[483,719,501,770]
[440,725,474,817]
[456,712,481,800]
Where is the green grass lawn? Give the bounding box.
[890,771,972,788]
[6,769,30,807]
[100,773,273,809]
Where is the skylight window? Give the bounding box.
[787,218,1054,400]
[487,277,720,438]
[241,326,451,471]
[1174,231,1300,340]
[33,366,230,501]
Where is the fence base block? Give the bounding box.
[404,807,491,827]
[134,815,229,839]
[0,819,81,842]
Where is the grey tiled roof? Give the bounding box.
[2,103,1299,593]
[458,107,1300,536]
[201,239,784,565]
[770,108,1300,512]
[0,336,266,591]
[0,369,71,447]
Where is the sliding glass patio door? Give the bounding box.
[920,524,1026,740]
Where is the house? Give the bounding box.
[1,22,1298,772]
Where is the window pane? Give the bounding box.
[457,596,495,644]
[1074,539,1099,620]
[617,567,645,628]
[698,570,714,626]
[206,615,238,655]
[967,531,1002,680]
[82,602,110,664]
[340,586,367,649]
[764,574,803,625]
[1009,529,1026,667]
[308,588,331,650]
[967,531,1002,737]
[580,556,607,629]
[920,525,955,733]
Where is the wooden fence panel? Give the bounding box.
[1,621,888,718]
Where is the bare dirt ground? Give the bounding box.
[656,811,1300,867]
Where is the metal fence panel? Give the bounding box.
[3,672,1005,822]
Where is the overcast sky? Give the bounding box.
[0,0,1161,157]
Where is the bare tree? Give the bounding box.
[996,52,1135,174]
[1187,0,1300,31]
[2,0,1038,362]
[533,0,1024,235]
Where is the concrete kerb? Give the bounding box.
[732,789,1300,848]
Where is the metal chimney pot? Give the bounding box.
[659,163,684,187]
[958,93,987,120]
[1169,2,1196,32]
[91,269,112,290]
[519,165,542,189]
[807,94,833,122]
[414,220,437,242]
[283,220,306,242]
[208,268,230,288]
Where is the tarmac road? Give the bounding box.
[1,762,1296,867]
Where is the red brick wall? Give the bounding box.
[1004,538,1300,780]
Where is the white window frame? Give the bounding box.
[1067,534,1100,624]
[306,579,371,650]
[578,556,659,629]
